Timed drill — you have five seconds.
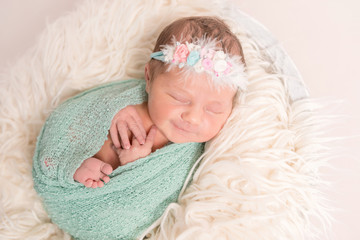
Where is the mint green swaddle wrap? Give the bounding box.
[32,79,204,240]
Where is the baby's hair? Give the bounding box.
[148,16,245,81]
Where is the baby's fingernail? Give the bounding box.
[125,145,130,149]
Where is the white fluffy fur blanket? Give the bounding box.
[0,0,332,239]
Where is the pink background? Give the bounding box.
[1,1,359,239]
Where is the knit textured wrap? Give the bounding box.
[32,79,205,239]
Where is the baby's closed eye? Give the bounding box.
[170,94,190,104]
[205,104,225,114]
[206,109,223,115]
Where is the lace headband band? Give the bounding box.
[150,37,247,90]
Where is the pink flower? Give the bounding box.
[202,58,213,71]
[173,44,189,63]
[201,49,215,59]
[223,62,232,75]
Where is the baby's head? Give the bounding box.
[145,16,246,143]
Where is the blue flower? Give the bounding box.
[186,51,200,66]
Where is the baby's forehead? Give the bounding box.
[164,75,236,102]
[163,68,211,87]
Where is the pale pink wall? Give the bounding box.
[0,0,78,68]
[1,0,359,239]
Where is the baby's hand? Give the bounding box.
[112,125,157,166]
[110,105,146,150]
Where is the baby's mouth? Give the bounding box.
[172,121,195,134]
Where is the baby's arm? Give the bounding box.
[73,125,156,188]
[74,105,152,188]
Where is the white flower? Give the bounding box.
[186,42,195,52]
[163,49,174,62]
[194,59,204,73]
[193,45,201,51]
[214,50,226,60]
[214,59,228,73]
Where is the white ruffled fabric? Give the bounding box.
[0,0,333,239]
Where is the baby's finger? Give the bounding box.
[131,134,141,147]
[131,114,147,141]
[109,124,121,149]
[145,125,157,145]
[117,122,131,149]
[128,121,146,145]
[111,144,119,153]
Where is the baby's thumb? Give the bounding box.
[111,144,121,155]
[145,125,157,145]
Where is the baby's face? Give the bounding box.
[145,67,237,143]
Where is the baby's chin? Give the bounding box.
[167,133,212,144]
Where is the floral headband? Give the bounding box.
[150,37,247,90]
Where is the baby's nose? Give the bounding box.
[181,107,202,126]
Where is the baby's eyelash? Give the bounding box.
[171,95,190,103]
[205,105,225,114]
[206,109,223,115]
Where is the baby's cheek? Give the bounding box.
[199,122,214,141]
[207,119,224,138]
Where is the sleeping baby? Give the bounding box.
[33,16,247,239]
[73,16,247,189]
